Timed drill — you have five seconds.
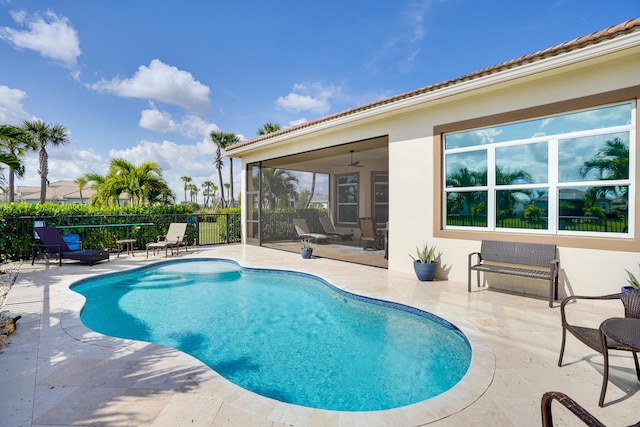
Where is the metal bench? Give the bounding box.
[468,240,559,307]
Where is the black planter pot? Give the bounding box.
[621,285,636,293]
[301,248,313,259]
[413,261,438,281]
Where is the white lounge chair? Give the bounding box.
[146,222,188,257]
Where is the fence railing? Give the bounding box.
[1,213,241,261]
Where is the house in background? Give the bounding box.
[14,180,128,205]
[227,18,640,299]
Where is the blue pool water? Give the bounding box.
[71,258,471,411]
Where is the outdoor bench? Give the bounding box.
[468,240,559,307]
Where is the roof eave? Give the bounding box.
[227,25,640,156]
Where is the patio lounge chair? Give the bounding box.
[358,217,381,250]
[293,218,330,243]
[558,288,640,407]
[146,222,188,257]
[32,226,110,266]
[319,216,353,241]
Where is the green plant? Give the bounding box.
[300,239,312,250]
[409,243,438,264]
[625,264,640,289]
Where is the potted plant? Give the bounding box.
[300,239,313,259]
[409,243,439,281]
[622,264,640,293]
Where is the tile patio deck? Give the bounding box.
[1,245,638,426]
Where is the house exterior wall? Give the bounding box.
[237,34,640,298]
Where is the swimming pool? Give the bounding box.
[71,258,471,411]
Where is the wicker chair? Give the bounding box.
[542,391,640,426]
[541,391,606,427]
[558,289,640,406]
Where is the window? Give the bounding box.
[372,173,389,228]
[336,173,359,225]
[443,101,635,236]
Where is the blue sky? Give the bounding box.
[1,0,638,201]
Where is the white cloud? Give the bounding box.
[276,93,329,114]
[139,106,220,138]
[91,59,211,112]
[18,146,107,187]
[0,85,32,124]
[139,109,178,133]
[275,82,342,114]
[179,114,220,138]
[0,10,81,68]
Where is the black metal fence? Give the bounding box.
[1,213,241,261]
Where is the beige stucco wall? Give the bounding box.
[236,35,640,298]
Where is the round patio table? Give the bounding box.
[598,317,640,406]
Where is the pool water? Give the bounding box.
[71,258,471,411]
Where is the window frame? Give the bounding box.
[334,172,360,227]
[371,171,389,229]
[433,86,640,253]
[443,101,634,237]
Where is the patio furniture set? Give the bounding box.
[542,288,640,424]
[31,222,189,265]
[293,217,387,251]
[467,239,638,420]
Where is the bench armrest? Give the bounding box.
[468,251,482,266]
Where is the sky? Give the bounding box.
[0,0,638,202]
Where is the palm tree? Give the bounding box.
[85,158,169,207]
[305,173,317,209]
[209,131,239,208]
[74,176,88,204]
[22,119,69,203]
[495,166,534,221]
[201,180,214,208]
[188,183,199,203]
[83,173,111,207]
[446,167,487,226]
[0,124,33,202]
[580,137,630,207]
[180,176,192,202]
[257,122,281,135]
[224,183,231,205]
[257,167,299,209]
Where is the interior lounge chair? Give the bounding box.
[32,226,110,266]
[358,217,381,250]
[146,222,188,257]
[558,289,640,407]
[293,218,330,244]
[319,216,353,241]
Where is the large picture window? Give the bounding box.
[443,101,635,236]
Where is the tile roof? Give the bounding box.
[228,17,640,152]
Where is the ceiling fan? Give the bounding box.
[345,150,364,167]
